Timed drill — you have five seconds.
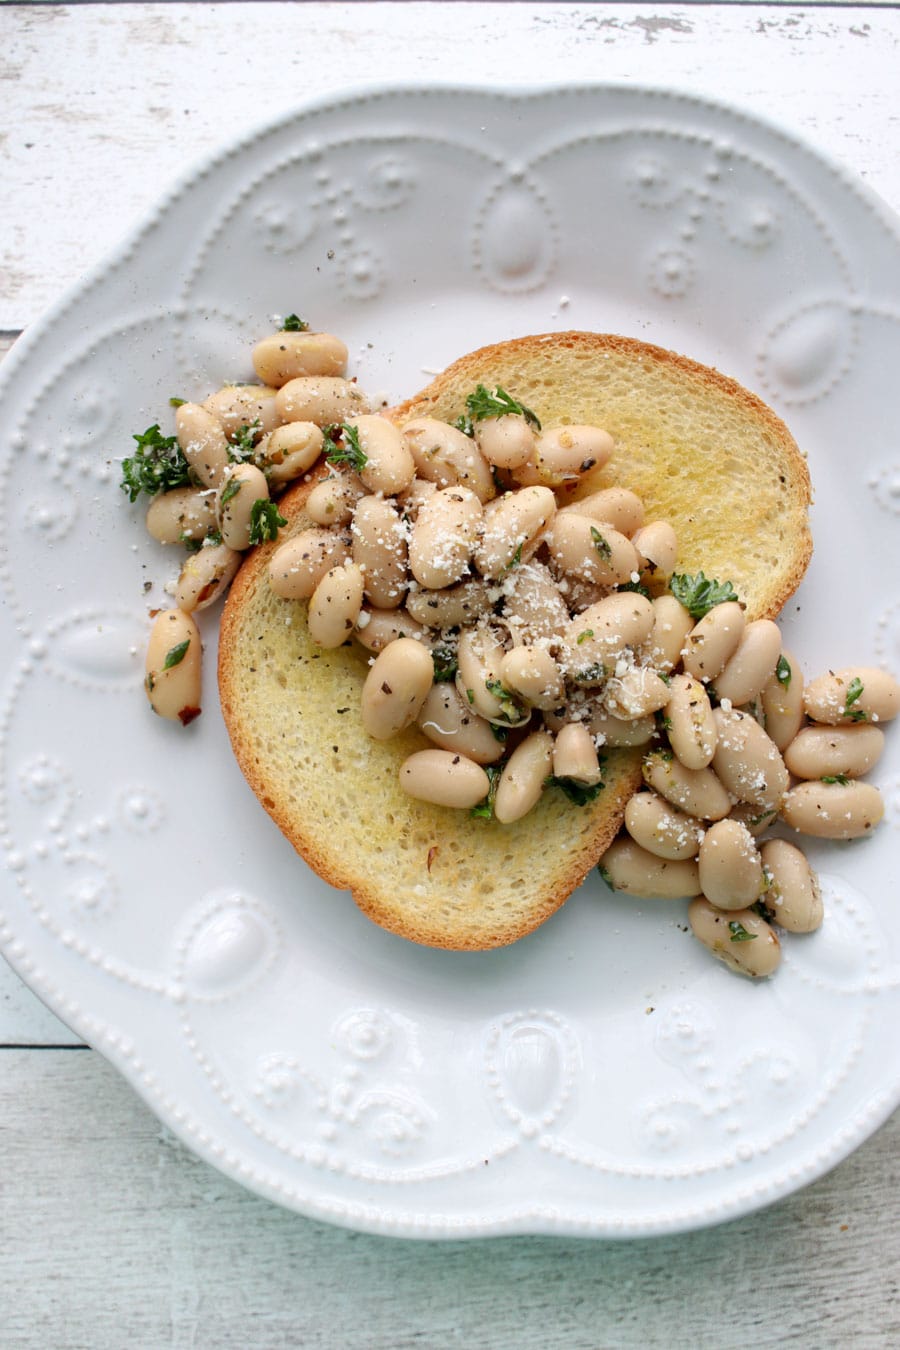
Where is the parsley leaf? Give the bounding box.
[470,766,500,820]
[465,384,541,430]
[228,419,261,463]
[821,773,851,785]
[546,775,604,806]
[775,654,792,689]
[219,477,243,508]
[669,571,740,619]
[452,413,474,438]
[484,678,524,723]
[617,579,651,599]
[432,645,457,682]
[120,425,191,502]
[324,423,368,473]
[281,314,309,331]
[163,639,190,670]
[844,676,867,722]
[728,920,757,943]
[249,499,288,545]
[590,526,612,562]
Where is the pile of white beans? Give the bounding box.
[135,324,899,977]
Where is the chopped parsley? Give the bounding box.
[470,766,500,820]
[432,645,457,682]
[163,639,190,670]
[546,775,604,806]
[281,314,309,331]
[577,629,595,645]
[844,676,867,722]
[504,543,523,571]
[220,477,243,508]
[821,773,851,785]
[617,579,651,599]
[775,654,792,689]
[228,419,261,463]
[168,397,186,408]
[325,423,367,473]
[590,526,612,562]
[249,499,288,545]
[452,413,474,438]
[120,425,191,501]
[484,678,523,723]
[465,384,541,430]
[728,920,757,942]
[669,571,740,619]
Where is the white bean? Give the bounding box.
[401,418,495,502]
[760,839,823,933]
[409,487,482,589]
[623,792,705,861]
[605,666,671,719]
[145,487,217,545]
[682,601,745,683]
[783,723,885,780]
[275,376,370,426]
[405,577,494,629]
[308,562,365,648]
[600,837,701,899]
[803,667,900,725]
[254,422,325,486]
[204,385,279,438]
[175,542,241,612]
[494,730,554,824]
[780,779,884,839]
[631,521,678,578]
[399,749,491,810]
[456,626,529,727]
[474,487,556,579]
[759,648,804,750]
[500,646,565,711]
[688,899,781,978]
[713,619,782,706]
[642,595,694,673]
[698,819,764,910]
[360,637,434,740]
[175,402,230,489]
[349,415,416,497]
[552,723,602,786]
[546,514,639,587]
[218,463,270,551]
[144,608,202,725]
[665,673,717,770]
[712,707,789,810]
[268,527,351,600]
[562,487,644,535]
[351,496,408,610]
[354,607,428,653]
[306,471,366,526]
[416,683,504,764]
[642,750,732,821]
[562,593,655,683]
[474,414,534,470]
[252,331,347,385]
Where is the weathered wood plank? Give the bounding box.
[0,1048,897,1349]
[3,3,900,328]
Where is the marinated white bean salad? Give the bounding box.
[124,318,900,978]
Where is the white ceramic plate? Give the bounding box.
[2,84,900,1239]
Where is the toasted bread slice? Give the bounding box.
[218,332,812,950]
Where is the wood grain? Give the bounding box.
[1,1049,897,1349]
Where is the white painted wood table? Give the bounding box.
[3,4,899,1346]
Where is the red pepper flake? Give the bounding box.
[426,846,439,872]
[178,706,202,726]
